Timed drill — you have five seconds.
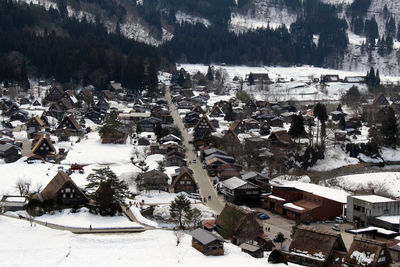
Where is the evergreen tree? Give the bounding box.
[339,116,346,130]
[289,113,305,144]
[385,16,396,38]
[206,65,214,81]
[386,35,394,53]
[85,167,130,215]
[313,103,328,146]
[380,107,398,147]
[147,59,158,97]
[248,72,255,86]
[170,194,192,230]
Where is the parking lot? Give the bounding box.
[254,208,356,250]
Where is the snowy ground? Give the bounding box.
[154,203,215,221]
[0,215,295,267]
[178,64,396,102]
[309,146,360,172]
[8,208,143,229]
[322,172,400,198]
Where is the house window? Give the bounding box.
[66,188,71,193]
[63,193,66,199]
[70,194,73,198]
[180,181,185,184]
[186,181,191,184]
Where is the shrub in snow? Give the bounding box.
[268,249,287,265]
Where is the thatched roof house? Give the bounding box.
[286,226,347,266]
[138,170,169,192]
[40,171,89,206]
[345,237,392,267]
[216,203,263,245]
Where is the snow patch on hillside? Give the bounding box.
[17,0,57,10]
[176,11,211,27]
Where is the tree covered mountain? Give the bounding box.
[1,0,400,88]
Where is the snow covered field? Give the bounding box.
[10,208,143,229]
[0,215,293,267]
[178,63,400,102]
[322,172,400,198]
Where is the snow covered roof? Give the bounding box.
[283,203,305,211]
[189,228,224,245]
[352,195,395,203]
[222,177,247,190]
[268,195,285,201]
[348,227,397,236]
[375,215,400,225]
[278,181,350,204]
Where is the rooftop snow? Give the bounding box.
[283,203,305,211]
[222,177,247,190]
[352,195,395,203]
[276,181,350,204]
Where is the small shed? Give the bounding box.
[189,228,224,256]
[239,243,264,258]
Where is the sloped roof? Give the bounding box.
[222,177,247,190]
[193,115,216,132]
[41,171,88,201]
[346,237,391,267]
[58,115,82,130]
[171,167,196,188]
[229,120,242,131]
[31,134,56,155]
[189,228,224,245]
[290,226,347,261]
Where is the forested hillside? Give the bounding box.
[2,0,400,87]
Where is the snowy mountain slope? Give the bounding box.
[17,0,173,46]
[176,11,211,27]
[229,0,297,33]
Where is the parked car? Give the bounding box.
[335,216,345,223]
[259,213,270,220]
[332,224,340,231]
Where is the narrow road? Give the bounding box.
[166,88,224,214]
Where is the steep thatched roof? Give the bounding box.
[289,226,347,261]
[41,171,88,202]
[216,203,263,240]
[171,167,196,188]
[31,134,56,155]
[140,170,169,185]
[346,237,392,267]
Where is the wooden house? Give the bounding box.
[209,105,224,117]
[57,98,73,112]
[269,117,284,127]
[45,85,64,102]
[0,195,28,213]
[0,143,20,163]
[331,110,347,121]
[30,134,56,161]
[216,203,263,245]
[40,171,89,207]
[286,226,347,266]
[345,237,392,267]
[260,121,271,135]
[99,90,114,101]
[165,151,187,167]
[96,98,110,110]
[101,127,128,144]
[138,117,162,132]
[322,74,341,83]
[193,115,215,138]
[373,93,389,107]
[26,116,45,138]
[246,99,257,110]
[47,103,64,120]
[192,104,204,114]
[239,243,263,258]
[223,129,242,156]
[78,89,94,102]
[243,118,260,130]
[137,170,169,192]
[171,167,198,193]
[268,130,293,146]
[229,120,245,134]
[56,115,83,136]
[159,134,182,145]
[63,90,78,106]
[220,176,261,206]
[189,228,224,256]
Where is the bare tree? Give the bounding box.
[174,229,185,246]
[16,179,31,196]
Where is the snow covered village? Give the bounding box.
[5,0,400,266]
[0,63,400,267]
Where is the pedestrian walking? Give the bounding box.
[89,224,92,231]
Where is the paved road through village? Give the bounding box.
[166,88,224,214]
